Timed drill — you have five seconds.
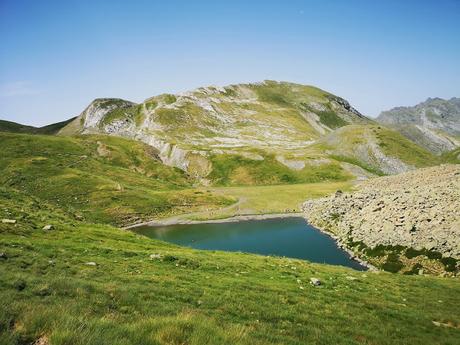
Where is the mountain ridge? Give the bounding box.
[377,97,460,154]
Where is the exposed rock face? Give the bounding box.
[377,97,460,154]
[303,164,460,273]
[80,98,136,130]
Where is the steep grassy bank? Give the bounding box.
[1,187,459,345]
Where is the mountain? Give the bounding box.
[376,97,460,154]
[58,81,440,183]
[0,117,76,135]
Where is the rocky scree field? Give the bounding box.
[303,164,460,275]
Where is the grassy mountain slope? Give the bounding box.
[0,118,76,135]
[0,132,233,226]
[1,187,459,345]
[441,147,460,164]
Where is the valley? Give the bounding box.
[1,81,459,345]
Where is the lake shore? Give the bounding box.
[124,212,303,229]
[125,211,375,271]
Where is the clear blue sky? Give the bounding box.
[1,0,459,126]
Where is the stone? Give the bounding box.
[1,219,16,224]
[149,253,162,260]
[310,278,321,286]
[85,262,97,266]
[42,224,53,231]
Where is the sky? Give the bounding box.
[0,0,459,126]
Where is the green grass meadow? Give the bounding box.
[1,187,459,345]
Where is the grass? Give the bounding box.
[441,147,460,164]
[315,125,443,174]
[208,153,352,186]
[316,110,349,129]
[1,186,460,345]
[374,127,442,167]
[0,118,76,135]
[251,80,330,106]
[188,181,353,220]
[300,103,349,129]
[329,154,385,176]
[0,132,233,226]
[101,105,145,127]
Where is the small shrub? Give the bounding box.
[441,257,457,272]
[13,279,26,291]
[382,253,404,273]
[163,255,179,262]
[403,263,423,275]
[330,213,341,222]
[405,248,423,259]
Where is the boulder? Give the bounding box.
[310,278,321,286]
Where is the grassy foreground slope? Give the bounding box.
[0,132,233,226]
[1,187,459,345]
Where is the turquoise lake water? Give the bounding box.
[134,217,365,270]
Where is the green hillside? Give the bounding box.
[0,118,76,135]
[1,187,459,345]
[0,132,233,226]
